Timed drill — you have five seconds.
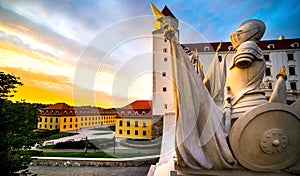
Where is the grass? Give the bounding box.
[41,132,77,141]
[41,152,158,158]
[42,152,113,158]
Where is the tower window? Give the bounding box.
[290,82,297,90]
[163,87,167,92]
[163,48,167,53]
[164,104,168,109]
[289,67,296,75]
[287,53,294,61]
[264,55,270,61]
[164,57,168,62]
[162,72,166,77]
[265,68,271,76]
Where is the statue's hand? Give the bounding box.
[162,23,176,41]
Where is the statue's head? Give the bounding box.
[230,19,266,49]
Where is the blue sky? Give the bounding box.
[0,0,299,107]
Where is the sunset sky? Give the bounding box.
[0,0,299,108]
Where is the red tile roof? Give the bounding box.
[182,38,300,52]
[43,103,71,110]
[121,100,152,110]
[161,5,176,19]
[41,103,117,116]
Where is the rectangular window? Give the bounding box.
[290,82,297,90]
[143,131,147,136]
[39,124,41,128]
[63,125,66,129]
[264,54,270,61]
[289,67,296,75]
[56,118,58,123]
[45,118,47,122]
[163,87,167,92]
[70,125,72,128]
[135,130,138,135]
[50,125,52,129]
[268,83,273,89]
[135,121,138,127]
[127,121,130,127]
[50,118,52,123]
[162,72,166,77]
[287,53,294,61]
[119,130,123,134]
[143,122,147,127]
[64,118,66,123]
[127,130,130,135]
[218,56,222,62]
[70,118,72,122]
[44,125,47,128]
[164,57,168,62]
[265,67,271,76]
[119,120,123,126]
[55,125,58,129]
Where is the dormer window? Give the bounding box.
[267,44,275,49]
[142,111,146,116]
[204,46,210,52]
[46,110,49,114]
[64,111,67,115]
[128,111,132,116]
[51,110,54,114]
[69,111,73,115]
[135,111,139,116]
[228,45,234,51]
[290,42,299,48]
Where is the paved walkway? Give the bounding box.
[40,127,161,154]
[29,165,151,176]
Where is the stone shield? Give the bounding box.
[229,103,300,172]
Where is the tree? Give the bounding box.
[0,72,39,175]
[0,72,23,99]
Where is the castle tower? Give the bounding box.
[152,6,179,116]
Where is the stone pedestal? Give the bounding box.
[148,112,176,176]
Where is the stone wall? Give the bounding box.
[31,156,159,167]
[152,115,163,139]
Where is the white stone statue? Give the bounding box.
[165,18,299,173]
[149,3,300,173]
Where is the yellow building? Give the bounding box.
[115,100,152,139]
[38,103,117,132]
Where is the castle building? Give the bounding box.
[152,6,300,116]
[183,38,300,104]
[38,103,117,132]
[115,100,152,139]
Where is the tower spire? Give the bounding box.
[150,2,164,20]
